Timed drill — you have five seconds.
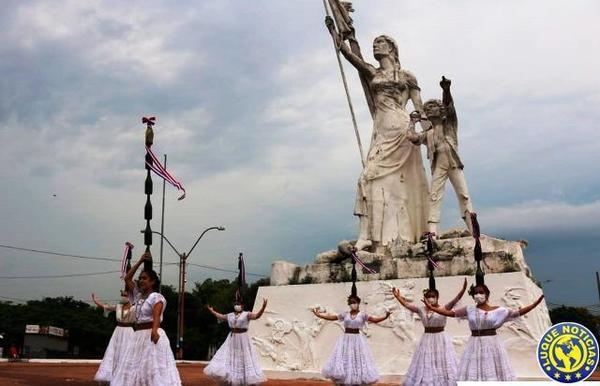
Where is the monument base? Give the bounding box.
[250,271,551,381]
[271,231,534,286]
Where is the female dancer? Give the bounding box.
[204,298,268,385]
[393,278,467,386]
[425,283,544,381]
[92,290,135,382]
[313,295,391,385]
[111,251,182,386]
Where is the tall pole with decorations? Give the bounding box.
[143,116,156,271]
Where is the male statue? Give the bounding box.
[409,76,474,237]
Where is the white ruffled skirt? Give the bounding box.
[322,333,379,385]
[110,328,181,386]
[94,326,135,382]
[204,332,266,385]
[403,332,458,386]
[457,335,515,381]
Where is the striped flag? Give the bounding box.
[428,257,440,269]
[145,146,186,200]
[236,253,246,302]
[351,251,377,274]
[120,242,134,278]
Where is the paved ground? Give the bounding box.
[1,362,599,385]
[0,362,396,385]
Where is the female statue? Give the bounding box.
[326,17,429,249]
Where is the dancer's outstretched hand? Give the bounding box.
[422,298,433,310]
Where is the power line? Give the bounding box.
[0,270,121,279]
[187,262,267,278]
[0,244,121,262]
[0,243,268,278]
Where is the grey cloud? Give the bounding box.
[1,1,599,306]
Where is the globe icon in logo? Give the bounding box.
[553,336,585,372]
[538,322,599,383]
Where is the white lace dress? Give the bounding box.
[322,311,379,385]
[403,305,458,386]
[204,311,266,385]
[455,305,520,381]
[94,304,136,382]
[110,290,182,386]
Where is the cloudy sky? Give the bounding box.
[1,0,599,307]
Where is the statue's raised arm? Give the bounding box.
[323,6,430,250]
[440,76,457,125]
[325,16,376,80]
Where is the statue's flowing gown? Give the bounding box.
[355,68,429,245]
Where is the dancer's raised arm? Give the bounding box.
[206,305,228,321]
[445,278,468,310]
[516,295,545,316]
[249,298,268,320]
[91,293,116,312]
[312,307,339,321]
[124,251,150,292]
[368,310,391,323]
[424,300,460,318]
[393,287,419,313]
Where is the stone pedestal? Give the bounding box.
[271,232,533,285]
[250,272,551,382]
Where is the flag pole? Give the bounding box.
[143,116,155,271]
[322,0,365,168]
[159,153,166,293]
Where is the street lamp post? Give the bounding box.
[140,226,225,359]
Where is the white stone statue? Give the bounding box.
[409,76,474,236]
[326,17,429,250]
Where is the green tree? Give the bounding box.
[0,297,114,358]
[549,306,600,341]
[0,278,270,360]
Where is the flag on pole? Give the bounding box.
[145,146,186,200]
[350,251,377,274]
[236,253,246,302]
[120,242,134,278]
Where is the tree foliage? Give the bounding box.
[549,306,600,341]
[0,278,269,360]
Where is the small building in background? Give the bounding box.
[23,325,69,358]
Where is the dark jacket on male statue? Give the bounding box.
[419,101,464,171]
